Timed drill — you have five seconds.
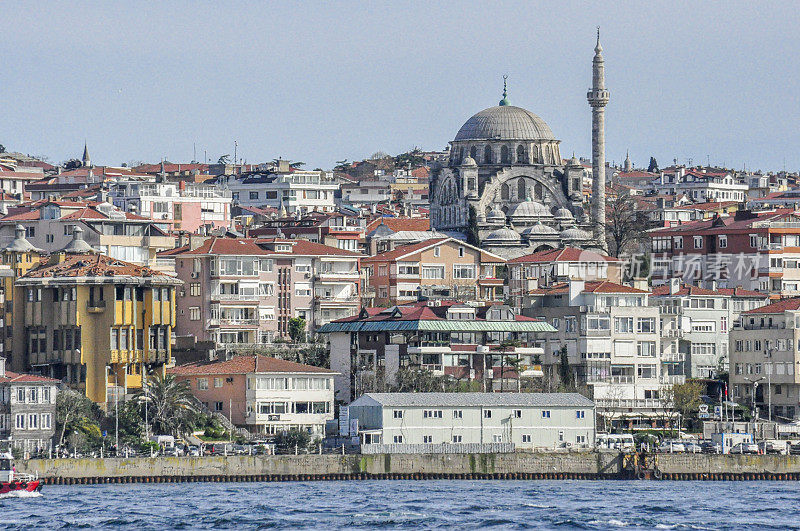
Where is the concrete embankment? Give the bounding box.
[18,452,800,483]
[19,452,622,484]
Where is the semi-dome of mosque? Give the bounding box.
[509,200,552,219]
[460,156,477,167]
[521,222,559,237]
[484,227,522,242]
[554,206,574,219]
[454,105,556,142]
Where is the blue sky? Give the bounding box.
[3,1,799,172]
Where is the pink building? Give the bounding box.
[167,237,361,348]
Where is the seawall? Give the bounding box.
[18,452,800,483]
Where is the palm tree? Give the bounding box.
[493,339,521,392]
[136,372,197,437]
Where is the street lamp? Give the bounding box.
[744,376,764,421]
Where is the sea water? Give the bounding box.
[0,480,796,529]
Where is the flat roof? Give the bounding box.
[349,392,594,408]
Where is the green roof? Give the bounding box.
[316,320,555,334]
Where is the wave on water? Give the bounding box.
[0,490,43,499]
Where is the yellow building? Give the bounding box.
[15,228,181,404]
[1,224,46,373]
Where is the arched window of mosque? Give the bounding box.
[484,145,492,164]
[534,182,543,200]
[470,146,477,160]
[517,178,526,200]
[517,145,527,164]
[501,146,510,164]
[467,178,476,192]
[500,183,509,200]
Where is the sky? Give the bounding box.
[3,1,799,172]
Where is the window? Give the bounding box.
[453,410,463,419]
[719,235,728,248]
[458,246,464,257]
[522,434,531,443]
[42,413,51,429]
[452,435,462,443]
[214,377,223,388]
[565,317,576,333]
[434,246,440,257]
[189,307,201,321]
[637,341,656,357]
[249,191,259,200]
[28,414,37,429]
[694,236,703,249]
[190,283,201,296]
[615,317,633,333]
[673,236,683,249]
[423,435,433,444]
[512,409,522,418]
[422,266,445,279]
[492,434,502,443]
[423,410,443,419]
[541,410,551,418]
[393,435,404,444]
[637,318,655,334]
[214,401,223,412]
[721,317,728,333]
[16,388,25,403]
[197,378,208,390]
[453,264,476,279]
[392,410,403,419]
[15,414,24,429]
[483,409,492,419]
[576,410,585,419]
[750,234,758,248]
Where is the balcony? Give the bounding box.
[314,295,360,305]
[661,351,685,363]
[212,293,261,302]
[407,345,452,354]
[660,374,686,385]
[219,318,259,326]
[421,364,444,375]
[316,271,360,281]
[587,374,634,384]
[595,398,666,410]
[662,329,682,338]
[86,300,106,313]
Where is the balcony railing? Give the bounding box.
[660,374,686,385]
[86,300,106,312]
[595,398,667,409]
[212,293,261,301]
[587,374,634,384]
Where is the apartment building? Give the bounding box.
[651,209,800,297]
[362,237,505,306]
[169,355,336,437]
[340,180,392,208]
[729,298,800,420]
[226,170,338,214]
[0,226,45,372]
[108,180,231,233]
[0,358,59,453]
[522,279,682,430]
[650,280,769,378]
[15,240,181,404]
[507,247,622,308]
[246,212,365,253]
[347,392,595,450]
[0,201,176,269]
[318,301,554,402]
[652,168,748,202]
[168,237,361,349]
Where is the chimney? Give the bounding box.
[669,277,680,295]
[0,357,4,377]
[568,278,585,305]
[710,279,718,291]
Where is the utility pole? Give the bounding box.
[115,370,119,455]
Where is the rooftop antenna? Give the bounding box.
[193,142,197,163]
[234,141,238,166]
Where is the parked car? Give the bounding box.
[684,442,702,453]
[700,440,722,454]
[187,445,200,457]
[207,443,233,456]
[759,440,788,455]
[730,442,759,455]
[658,441,686,453]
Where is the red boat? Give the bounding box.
[0,451,41,495]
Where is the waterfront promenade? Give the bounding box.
[17,452,800,483]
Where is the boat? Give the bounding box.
[0,451,42,495]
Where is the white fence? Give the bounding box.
[361,442,515,454]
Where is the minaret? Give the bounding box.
[624,150,632,172]
[82,142,91,168]
[587,28,609,250]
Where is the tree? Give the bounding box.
[56,389,100,447]
[466,205,480,246]
[393,367,450,393]
[63,158,83,170]
[395,148,425,167]
[558,346,574,390]
[135,372,197,436]
[493,339,521,392]
[275,428,311,452]
[0,144,6,153]
[217,154,231,164]
[604,187,654,257]
[671,380,704,430]
[647,157,659,173]
[288,317,307,343]
[369,151,390,161]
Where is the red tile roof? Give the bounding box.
[22,253,174,280]
[651,209,795,236]
[257,238,362,257]
[508,247,618,264]
[365,217,430,234]
[528,280,648,295]
[364,238,448,262]
[167,355,336,376]
[175,237,269,256]
[0,370,60,384]
[651,283,767,298]
[674,201,739,211]
[743,298,800,314]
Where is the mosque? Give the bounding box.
[429,32,610,259]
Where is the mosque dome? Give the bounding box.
[509,200,552,219]
[454,105,556,142]
[521,223,559,238]
[461,156,477,167]
[554,206,574,219]
[559,227,591,240]
[486,208,506,223]
[484,227,522,242]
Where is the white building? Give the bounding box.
[346,392,595,450]
[226,171,338,214]
[652,168,748,202]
